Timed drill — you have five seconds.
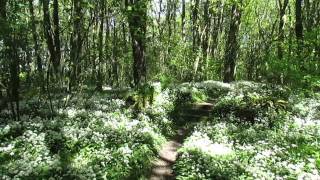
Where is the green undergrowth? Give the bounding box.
[2,81,319,179]
[0,83,177,179]
[174,81,320,180]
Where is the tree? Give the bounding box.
[223,1,242,83]
[28,0,44,90]
[295,0,303,63]
[96,0,105,91]
[125,0,148,86]
[181,0,186,37]
[277,0,289,60]
[0,0,20,120]
[42,0,61,73]
[69,0,84,91]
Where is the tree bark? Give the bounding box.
[42,0,61,73]
[96,0,104,91]
[202,0,210,79]
[112,20,119,86]
[52,0,61,72]
[192,0,200,52]
[277,0,289,60]
[1,0,20,120]
[69,0,83,91]
[126,0,148,86]
[223,2,242,83]
[295,0,303,63]
[28,0,43,86]
[181,0,185,37]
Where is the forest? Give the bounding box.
[0,0,319,179]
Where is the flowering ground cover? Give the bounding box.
[0,86,175,179]
[174,82,320,180]
[1,81,320,179]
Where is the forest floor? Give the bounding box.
[1,81,320,179]
[149,102,215,180]
[149,128,186,180]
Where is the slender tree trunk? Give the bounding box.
[43,0,56,70]
[10,42,20,121]
[96,0,104,91]
[295,0,304,66]
[210,1,223,58]
[166,0,172,37]
[52,0,61,73]
[277,0,289,60]
[192,0,200,52]
[181,0,185,37]
[105,8,111,85]
[28,0,44,91]
[42,0,61,73]
[69,0,83,91]
[112,19,119,86]
[158,0,163,37]
[172,0,177,33]
[202,0,210,79]
[223,2,242,83]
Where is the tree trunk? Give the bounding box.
[28,0,44,90]
[42,0,61,73]
[52,0,61,72]
[277,0,289,60]
[181,0,185,37]
[295,0,303,65]
[112,19,119,86]
[166,0,172,37]
[223,2,242,83]
[69,0,83,91]
[126,0,148,86]
[202,0,210,79]
[192,0,200,52]
[1,0,20,120]
[96,0,104,91]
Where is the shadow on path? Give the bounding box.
[149,128,188,180]
[149,102,214,180]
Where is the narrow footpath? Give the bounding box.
[149,102,214,180]
[149,128,187,180]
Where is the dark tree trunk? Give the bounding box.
[277,0,289,60]
[172,0,177,33]
[192,0,200,52]
[166,0,172,37]
[112,20,119,86]
[295,0,303,64]
[52,0,61,72]
[96,0,104,91]
[42,0,61,73]
[223,2,242,83]
[158,0,163,38]
[181,0,185,37]
[69,0,83,91]
[28,0,43,89]
[126,0,148,86]
[1,0,20,120]
[202,0,210,79]
[105,8,111,85]
[9,43,20,121]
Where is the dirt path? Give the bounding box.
[149,102,214,180]
[149,128,187,180]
